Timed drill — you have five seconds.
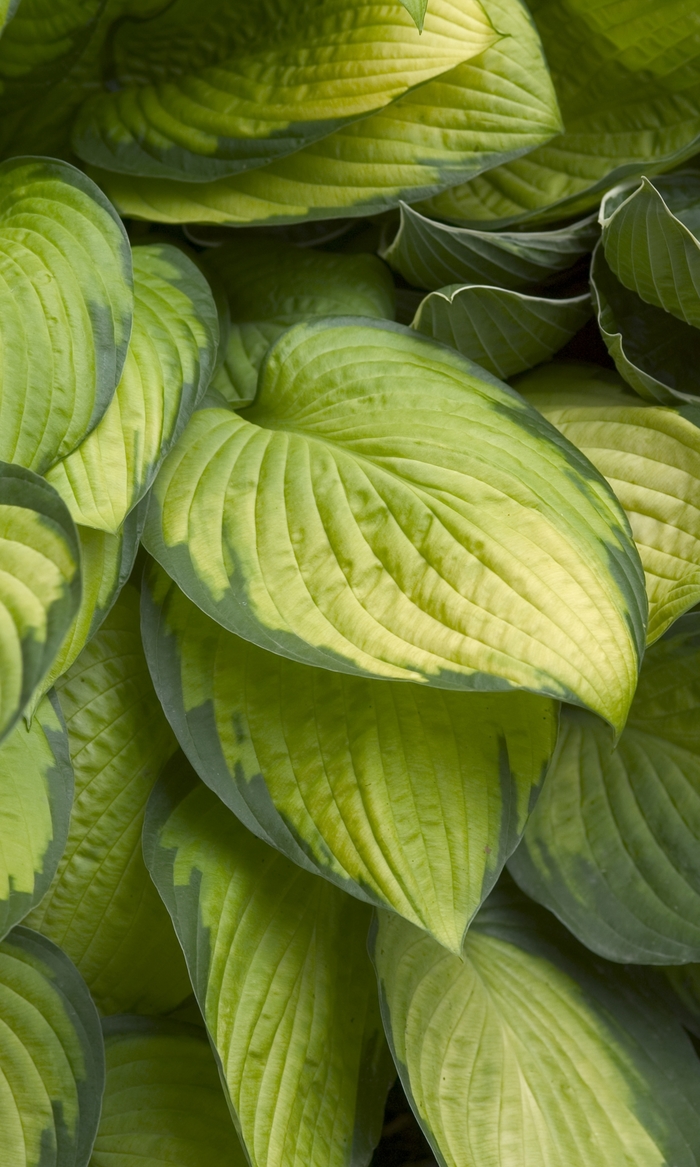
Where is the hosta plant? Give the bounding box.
[2,3,700,1167]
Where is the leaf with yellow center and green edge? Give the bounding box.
[515,360,700,644]
[142,562,558,953]
[144,755,396,1167]
[91,1015,248,1167]
[372,880,700,1167]
[0,463,81,745]
[510,613,700,964]
[143,316,646,733]
[89,0,561,225]
[201,235,394,407]
[45,243,219,534]
[423,0,700,227]
[0,925,104,1167]
[25,584,191,1016]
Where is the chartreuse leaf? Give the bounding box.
[510,613,700,964]
[90,0,561,225]
[424,0,700,227]
[515,361,700,644]
[144,756,395,1167]
[0,158,132,473]
[0,463,81,745]
[0,693,72,941]
[0,925,104,1167]
[45,244,219,533]
[142,563,558,953]
[383,202,599,291]
[372,881,700,1167]
[91,1016,247,1167]
[202,235,394,407]
[25,584,191,1016]
[412,285,591,379]
[143,317,646,732]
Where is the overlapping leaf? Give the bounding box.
[26,585,191,1015]
[92,1016,247,1167]
[143,317,645,731]
[412,285,591,379]
[372,882,700,1167]
[510,614,700,963]
[45,243,219,533]
[0,925,104,1167]
[144,756,395,1167]
[142,563,558,952]
[202,235,394,407]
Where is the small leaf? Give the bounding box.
[144,756,395,1167]
[399,0,428,32]
[372,881,700,1167]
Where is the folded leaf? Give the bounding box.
[423,0,700,226]
[144,756,395,1167]
[0,925,104,1167]
[0,158,132,473]
[90,0,561,224]
[0,693,72,941]
[516,361,700,643]
[45,243,219,533]
[143,317,646,731]
[142,563,558,952]
[92,1016,247,1167]
[372,881,700,1167]
[25,584,190,1016]
[383,202,599,291]
[412,285,591,379]
[0,463,81,744]
[202,235,394,407]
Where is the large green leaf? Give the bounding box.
[92,1015,247,1167]
[372,880,700,1167]
[412,285,591,379]
[143,317,646,732]
[0,158,132,473]
[142,563,558,952]
[73,0,498,182]
[0,925,104,1167]
[515,361,700,643]
[89,0,561,225]
[383,202,599,291]
[144,756,395,1167]
[0,693,72,941]
[25,584,191,1015]
[0,463,81,744]
[202,235,394,407]
[509,613,700,964]
[423,0,700,227]
[45,243,219,533]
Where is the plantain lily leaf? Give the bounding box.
[0,0,18,33]
[92,1016,247,1167]
[383,202,599,291]
[144,756,395,1167]
[0,463,81,745]
[45,244,219,533]
[202,235,395,406]
[423,0,700,227]
[0,693,72,941]
[25,584,191,1016]
[372,880,700,1167]
[143,317,646,732]
[516,361,700,643]
[0,925,104,1167]
[509,613,700,964]
[412,285,591,379]
[399,0,429,32]
[142,563,558,953]
[90,0,561,225]
[0,158,132,473]
[659,964,700,1036]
